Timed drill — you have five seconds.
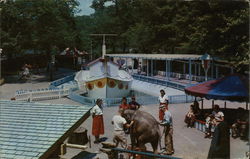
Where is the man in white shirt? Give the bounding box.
[112,109,133,148]
[158,89,169,121]
[213,105,224,125]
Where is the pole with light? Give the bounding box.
[90,34,117,58]
[0,48,2,80]
[201,53,212,81]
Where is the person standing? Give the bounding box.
[161,106,174,155]
[129,96,141,110]
[112,109,134,148]
[158,89,169,121]
[207,121,230,159]
[91,99,104,143]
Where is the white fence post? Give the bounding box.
[30,92,32,102]
[59,90,61,98]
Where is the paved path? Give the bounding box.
[41,98,248,159]
[0,72,248,159]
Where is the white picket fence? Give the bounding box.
[15,88,71,101]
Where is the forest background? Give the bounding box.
[1,0,249,72]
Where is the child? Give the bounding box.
[205,114,216,138]
[185,105,195,128]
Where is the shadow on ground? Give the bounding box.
[99,137,108,143]
[3,68,76,84]
[72,151,97,159]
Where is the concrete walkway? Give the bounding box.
[59,100,248,159]
[0,72,248,159]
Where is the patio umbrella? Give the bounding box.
[184,74,249,102]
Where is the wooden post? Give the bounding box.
[212,100,214,107]
[201,99,204,110]
[151,59,153,76]
[224,101,226,109]
[198,63,201,76]
[246,102,248,110]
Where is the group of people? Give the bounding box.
[203,105,224,138]
[90,89,175,156]
[204,105,225,138]
[89,89,248,159]
[90,96,140,144]
[185,102,225,139]
[158,89,174,155]
[185,103,230,159]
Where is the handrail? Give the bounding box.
[68,92,196,106]
[14,88,72,101]
[132,74,186,90]
[112,148,182,159]
[50,73,76,87]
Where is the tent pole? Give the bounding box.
[212,100,214,107]
[246,102,248,110]
[224,101,226,109]
[201,99,204,110]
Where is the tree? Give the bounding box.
[0,0,80,58]
[75,0,249,71]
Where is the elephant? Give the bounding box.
[122,109,161,154]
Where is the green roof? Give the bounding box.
[0,100,91,159]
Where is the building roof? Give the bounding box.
[106,54,203,60]
[0,100,91,159]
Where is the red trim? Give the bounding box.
[184,79,220,97]
[194,119,206,124]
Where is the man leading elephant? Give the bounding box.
[161,106,174,155]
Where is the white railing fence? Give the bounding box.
[15,88,72,101]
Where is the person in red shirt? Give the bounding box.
[119,97,130,110]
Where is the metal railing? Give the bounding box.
[155,71,214,82]
[50,73,76,88]
[15,88,72,101]
[112,148,181,159]
[68,92,196,106]
[132,74,186,90]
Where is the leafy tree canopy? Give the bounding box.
[75,0,249,72]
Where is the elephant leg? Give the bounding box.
[150,140,159,154]
[130,134,136,150]
[137,135,147,151]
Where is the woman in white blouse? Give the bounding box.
[91,99,104,143]
[158,89,169,121]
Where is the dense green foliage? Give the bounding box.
[75,0,249,71]
[0,0,79,58]
[1,0,249,71]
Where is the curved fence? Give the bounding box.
[68,92,196,107]
[132,74,186,90]
[50,73,76,88]
[15,88,72,101]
